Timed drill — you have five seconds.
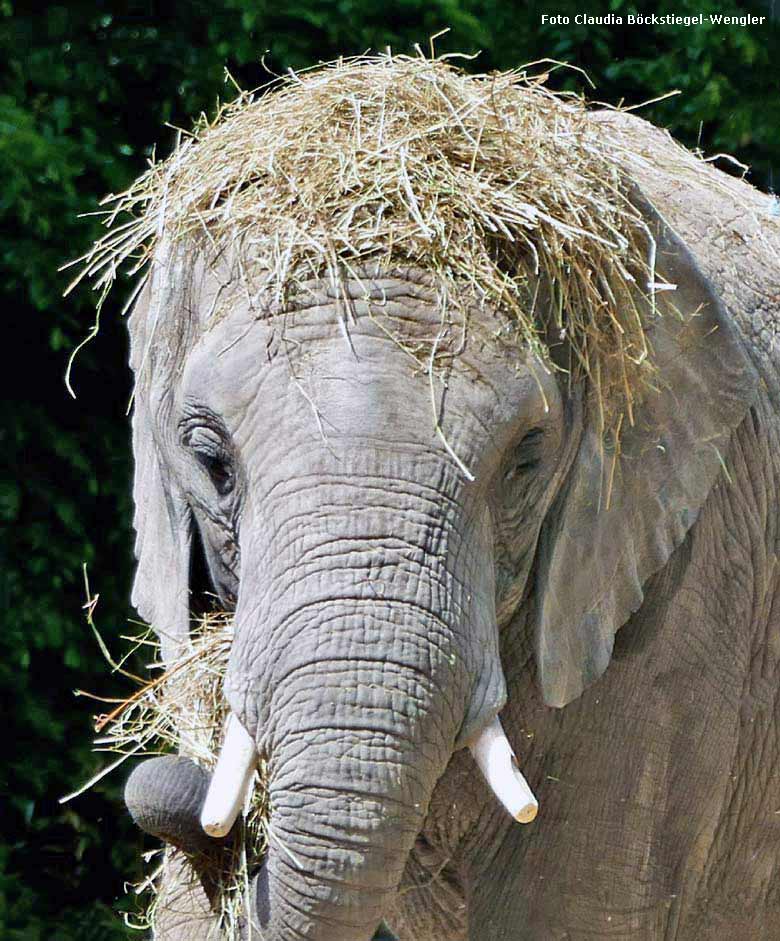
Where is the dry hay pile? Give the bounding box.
[67,609,268,935]
[68,51,669,437]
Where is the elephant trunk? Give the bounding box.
[245,664,445,941]
[220,471,502,939]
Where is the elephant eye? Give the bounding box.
[195,450,234,497]
[504,427,544,481]
[180,423,235,497]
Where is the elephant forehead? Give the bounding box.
[180,272,561,460]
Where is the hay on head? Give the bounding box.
[69,52,662,436]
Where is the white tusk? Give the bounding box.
[469,717,538,824]
[200,713,257,837]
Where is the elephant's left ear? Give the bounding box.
[535,186,758,707]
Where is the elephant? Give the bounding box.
[114,61,780,941]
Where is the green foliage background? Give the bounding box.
[1,1,778,936]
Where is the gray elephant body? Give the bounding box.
[122,103,780,941]
[396,412,780,939]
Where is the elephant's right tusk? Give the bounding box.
[200,713,257,837]
[469,717,538,824]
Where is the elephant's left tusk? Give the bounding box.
[470,717,538,824]
[200,713,257,837]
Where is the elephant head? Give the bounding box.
[116,63,758,941]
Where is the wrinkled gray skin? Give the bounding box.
[123,120,780,939]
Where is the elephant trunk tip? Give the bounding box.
[124,755,219,855]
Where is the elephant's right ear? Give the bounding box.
[128,267,193,666]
